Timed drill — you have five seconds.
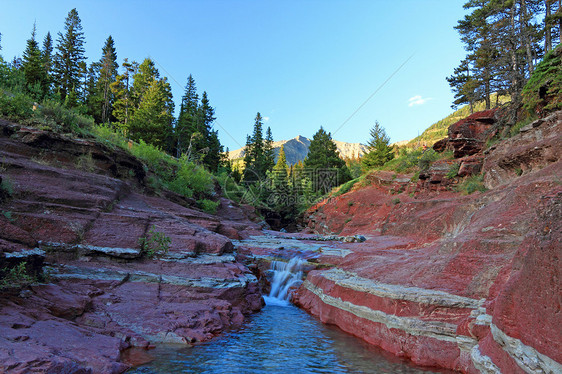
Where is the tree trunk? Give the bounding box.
[545,0,552,52]
[559,0,562,44]
[484,61,491,109]
[520,0,534,75]
[510,3,519,101]
[102,78,110,125]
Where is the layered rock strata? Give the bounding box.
[0,120,264,373]
[298,110,562,373]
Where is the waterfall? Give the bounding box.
[264,257,306,306]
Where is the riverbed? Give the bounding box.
[128,302,444,373]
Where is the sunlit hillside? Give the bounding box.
[406,93,510,147]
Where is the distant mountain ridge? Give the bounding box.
[228,135,367,165]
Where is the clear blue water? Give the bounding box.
[128,303,443,374]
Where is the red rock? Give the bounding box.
[458,155,484,177]
[448,109,497,139]
[296,110,562,373]
[488,191,562,365]
[433,109,499,158]
[483,110,561,188]
[0,120,265,372]
[0,219,37,248]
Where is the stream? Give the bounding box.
[128,257,443,373]
[128,303,441,373]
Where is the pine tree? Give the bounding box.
[175,75,199,157]
[132,58,158,105]
[53,8,86,103]
[129,78,174,148]
[450,0,545,111]
[267,144,295,221]
[195,91,214,162]
[263,126,275,175]
[86,36,118,124]
[272,145,289,190]
[22,23,46,99]
[243,112,268,183]
[198,91,223,171]
[98,36,118,124]
[128,58,174,148]
[111,58,137,133]
[304,127,351,193]
[206,130,224,172]
[447,58,479,112]
[41,32,53,96]
[77,61,88,103]
[243,134,254,181]
[361,122,394,171]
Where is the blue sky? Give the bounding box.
[0,0,468,151]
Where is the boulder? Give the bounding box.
[433,108,499,158]
[458,155,484,177]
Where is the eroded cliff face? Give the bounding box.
[0,120,264,373]
[296,111,562,373]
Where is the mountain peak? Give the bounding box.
[229,136,367,165]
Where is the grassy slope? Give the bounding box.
[405,93,510,147]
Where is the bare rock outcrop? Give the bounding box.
[297,110,562,373]
[483,111,562,189]
[0,121,264,373]
[433,109,499,158]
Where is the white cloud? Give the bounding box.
[408,95,432,107]
[263,116,270,122]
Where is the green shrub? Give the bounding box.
[0,262,35,289]
[446,163,460,179]
[127,140,177,182]
[457,175,487,195]
[215,171,245,203]
[1,176,14,197]
[168,160,214,198]
[418,149,439,171]
[391,198,401,205]
[0,91,34,121]
[34,100,95,133]
[509,115,538,137]
[380,148,424,173]
[90,124,129,150]
[198,199,220,214]
[76,152,96,172]
[2,210,14,222]
[131,140,171,168]
[139,225,171,258]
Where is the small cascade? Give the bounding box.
[264,257,306,306]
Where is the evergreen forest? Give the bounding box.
[0,1,560,229]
